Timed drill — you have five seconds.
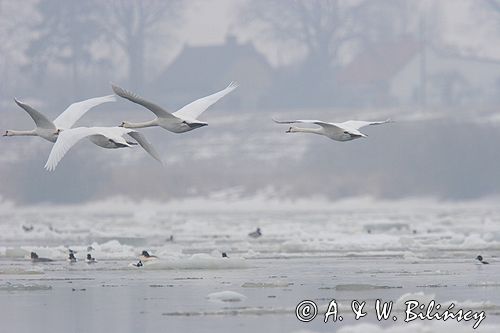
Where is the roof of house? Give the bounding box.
[151,35,272,94]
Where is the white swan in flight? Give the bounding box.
[273,118,392,141]
[112,82,238,133]
[44,126,163,171]
[3,95,116,142]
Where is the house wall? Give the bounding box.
[389,48,500,108]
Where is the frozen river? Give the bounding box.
[1,198,499,332]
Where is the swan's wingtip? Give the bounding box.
[44,162,56,172]
[228,81,239,89]
[111,83,125,95]
[103,94,117,102]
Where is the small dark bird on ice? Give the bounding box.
[248,228,262,238]
[476,255,489,264]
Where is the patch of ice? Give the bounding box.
[143,253,249,270]
[0,282,51,291]
[2,247,29,258]
[394,292,495,311]
[335,284,401,291]
[0,267,44,275]
[206,290,247,303]
[241,282,292,288]
[334,322,500,333]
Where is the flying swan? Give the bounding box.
[112,82,238,133]
[44,126,163,171]
[3,95,116,142]
[273,118,392,141]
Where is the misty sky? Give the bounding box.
[2,0,500,205]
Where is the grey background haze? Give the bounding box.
[2,0,500,204]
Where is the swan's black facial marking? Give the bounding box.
[186,122,207,129]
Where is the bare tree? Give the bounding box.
[98,0,183,90]
[26,0,100,96]
[240,1,367,70]
[240,0,415,70]
[0,0,38,98]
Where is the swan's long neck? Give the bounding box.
[290,126,324,135]
[5,129,37,136]
[122,119,157,129]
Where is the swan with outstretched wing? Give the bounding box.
[112,82,238,133]
[4,95,116,142]
[273,118,392,141]
[44,126,163,171]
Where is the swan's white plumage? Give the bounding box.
[338,119,391,131]
[273,118,392,141]
[53,95,116,129]
[112,82,238,133]
[9,95,116,143]
[173,81,239,120]
[273,119,344,131]
[126,131,163,163]
[44,127,162,171]
[111,84,178,120]
[14,98,56,130]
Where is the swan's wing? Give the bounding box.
[127,131,163,164]
[339,119,392,131]
[14,98,56,130]
[272,118,344,131]
[173,82,239,120]
[111,84,178,120]
[44,127,101,171]
[53,95,116,129]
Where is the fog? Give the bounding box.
[2,0,500,204]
